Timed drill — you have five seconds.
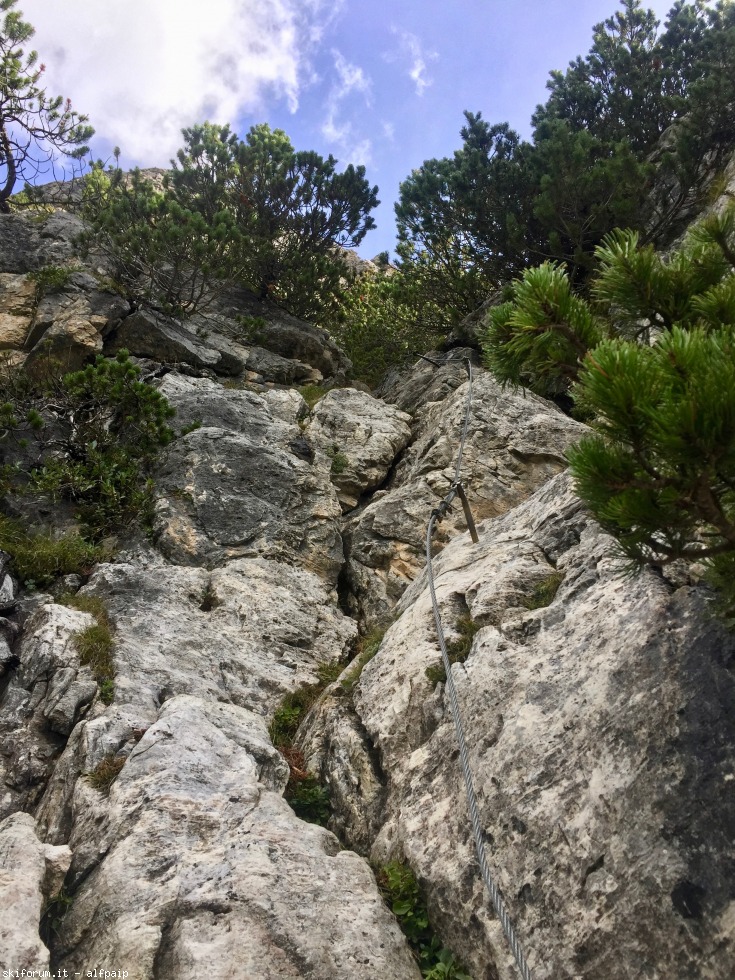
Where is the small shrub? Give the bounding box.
[28,264,77,297]
[269,659,346,747]
[179,420,202,436]
[327,444,349,476]
[299,384,327,410]
[86,753,125,793]
[0,350,176,540]
[425,614,481,687]
[236,314,268,344]
[0,517,108,588]
[377,861,471,979]
[280,746,331,825]
[521,572,564,611]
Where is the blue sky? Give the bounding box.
[21,0,676,258]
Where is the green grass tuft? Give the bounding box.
[425,613,481,687]
[0,516,108,588]
[521,571,565,610]
[86,754,125,793]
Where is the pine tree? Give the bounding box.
[0,0,93,212]
[169,122,380,319]
[485,202,735,582]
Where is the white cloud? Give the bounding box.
[320,49,372,166]
[388,29,438,96]
[19,0,335,165]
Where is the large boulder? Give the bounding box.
[49,695,420,979]
[212,285,352,380]
[106,309,245,376]
[152,375,343,582]
[307,387,412,511]
[302,472,735,979]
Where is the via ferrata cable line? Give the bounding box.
[425,356,534,980]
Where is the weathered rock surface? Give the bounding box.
[0,603,98,820]
[303,472,735,979]
[49,695,419,979]
[344,361,587,627]
[152,375,344,581]
[34,546,356,845]
[25,277,129,371]
[0,272,36,350]
[211,285,352,380]
[307,387,412,511]
[106,308,245,376]
[0,811,71,971]
[0,211,84,275]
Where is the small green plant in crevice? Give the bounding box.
[281,746,331,826]
[377,861,471,979]
[269,661,344,826]
[0,517,109,589]
[268,659,344,747]
[340,622,390,695]
[425,613,481,687]
[327,444,349,476]
[520,571,565,611]
[85,753,125,793]
[298,383,328,410]
[40,886,73,945]
[59,592,116,704]
[179,419,202,436]
[28,264,77,298]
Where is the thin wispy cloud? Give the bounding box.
[320,50,373,165]
[20,0,334,164]
[388,28,438,96]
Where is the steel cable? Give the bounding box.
[425,358,534,980]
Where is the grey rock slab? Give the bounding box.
[246,344,321,384]
[153,423,343,583]
[213,285,352,380]
[53,695,420,980]
[307,387,412,511]
[106,309,244,376]
[0,811,70,971]
[343,368,587,627]
[35,548,356,847]
[307,472,735,979]
[66,550,355,721]
[0,211,83,274]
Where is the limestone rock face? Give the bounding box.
[307,387,412,511]
[152,375,343,581]
[303,473,735,979]
[0,603,98,820]
[107,308,245,376]
[0,811,71,971]
[344,362,587,627]
[0,273,36,350]
[0,211,83,275]
[214,285,351,380]
[49,695,420,980]
[25,278,129,371]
